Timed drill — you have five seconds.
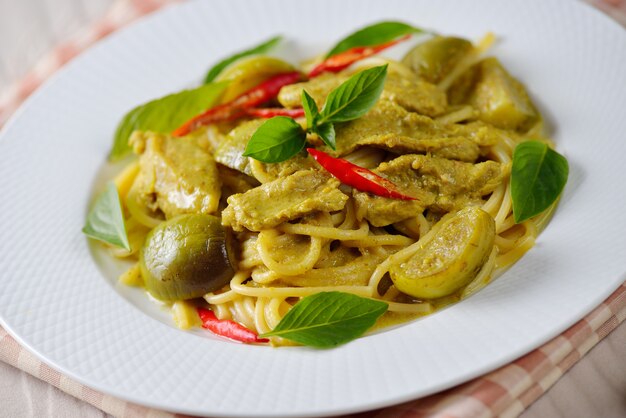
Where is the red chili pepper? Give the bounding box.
[307,148,416,200]
[172,71,302,137]
[197,307,269,344]
[308,35,412,78]
[245,107,305,118]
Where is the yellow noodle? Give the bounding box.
[204,288,240,304]
[230,272,373,298]
[385,301,433,314]
[435,105,476,125]
[460,246,499,298]
[254,297,272,334]
[277,221,369,240]
[496,233,535,269]
[214,302,233,321]
[344,234,415,247]
[495,184,513,233]
[248,158,275,184]
[342,147,386,169]
[482,182,506,217]
[257,229,323,276]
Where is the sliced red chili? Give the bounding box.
[197,307,269,344]
[308,35,411,78]
[307,148,416,200]
[245,107,305,118]
[172,71,302,137]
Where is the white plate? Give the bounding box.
[1,0,626,416]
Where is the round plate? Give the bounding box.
[1,0,626,416]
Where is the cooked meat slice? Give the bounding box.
[214,119,263,177]
[277,71,446,117]
[130,131,221,218]
[336,134,480,162]
[222,170,348,231]
[354,155,508,226]
[334,100,502,159]
[215,119,315,183]
[278,73,347,109]
[380,71,446,116]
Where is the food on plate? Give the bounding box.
[84,21,568,348]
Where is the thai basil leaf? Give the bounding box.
[246,67,388,163]
[301,89,319,129]
[203,35,283,83]
[82,182,130,250]
[261,292,388,348]
[319,65,388,124]
[243,116,306,163]
[326,21,423,58]
[314,122,336,150]
[511,140,568,223]
[110,81,228,161]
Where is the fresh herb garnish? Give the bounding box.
[261,292,388,348]
[242,116,306,163]
[317,64,387,124]
[326,21,423,58]
[314,122,336,150]
[203,36,282,84]
[82,182,130,250]
[301,89,319,129]
[511,140,569,223]
[109,82,228,161]
[243,65,388,162]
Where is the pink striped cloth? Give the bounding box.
[1,1,625,417]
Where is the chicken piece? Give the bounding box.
[278,71,446,117]
[354,154,508,226]
[130,131,221,218]
[222,170,348,231]
[333,99,502,159]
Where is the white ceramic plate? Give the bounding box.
[1,0,626,416]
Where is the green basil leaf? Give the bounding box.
[319,65,388,124]
[261,292,387,348]
[511,140,568,223]
[203,35,283,83]
[315,122,336,150]
[301,89,319,129]
[326,21,423,58]
[82,182,130,250]
[109,81,228,161]
[243,116,306,163]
